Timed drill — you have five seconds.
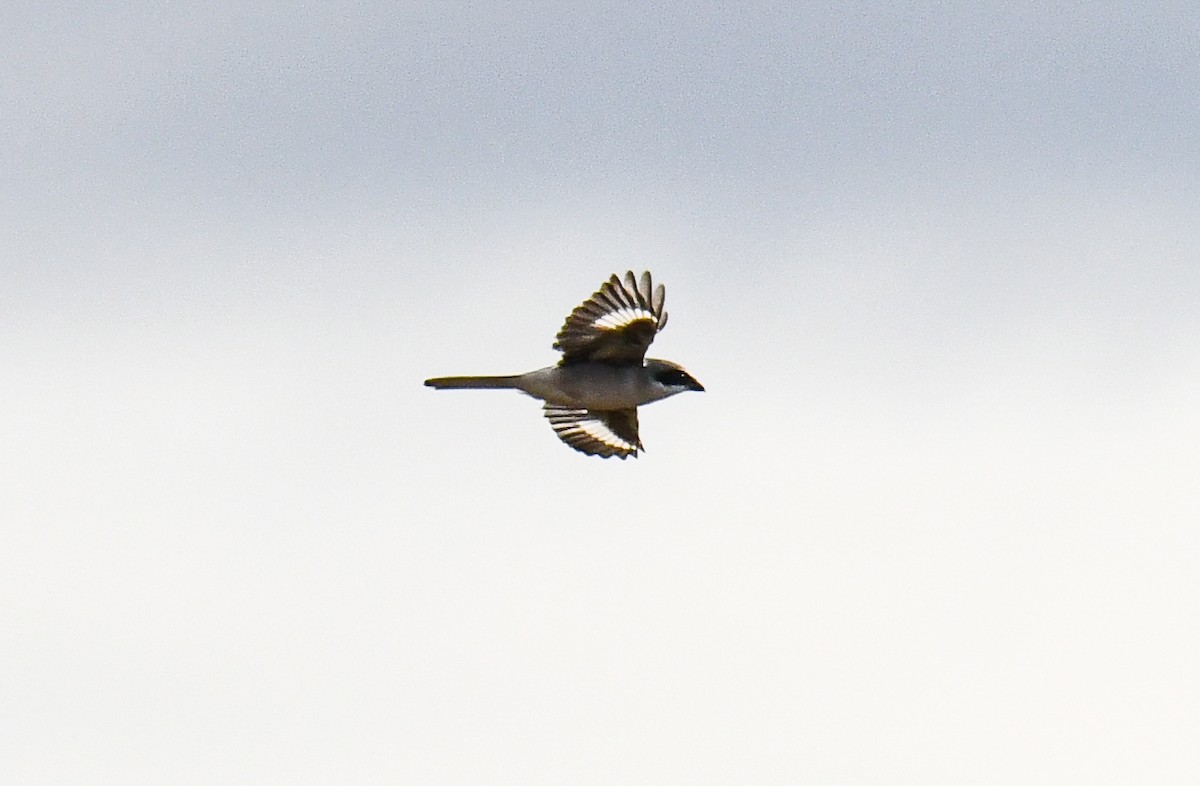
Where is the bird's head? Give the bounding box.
[646,358,705,394]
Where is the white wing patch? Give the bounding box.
[592,306,657,330]
[575,416,636,450]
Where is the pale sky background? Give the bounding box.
[3,3,1199,784]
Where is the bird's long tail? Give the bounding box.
[424,375,523,390]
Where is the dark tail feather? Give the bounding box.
[424,375,522,390]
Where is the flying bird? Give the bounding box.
[425,271,704,458]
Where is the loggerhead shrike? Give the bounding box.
[425,271,703,458]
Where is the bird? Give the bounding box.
[425,271,704,459]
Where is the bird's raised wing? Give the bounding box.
[553,271,668,365]
[543,405,643,459]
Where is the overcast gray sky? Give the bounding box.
[3,3,1198,784]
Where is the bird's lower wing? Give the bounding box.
[543,405,642,459]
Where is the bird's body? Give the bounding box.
[425,271,703,458]
[427,359,687,409]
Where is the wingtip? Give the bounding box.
[637,271,653,307]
